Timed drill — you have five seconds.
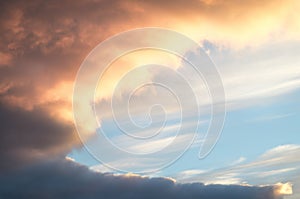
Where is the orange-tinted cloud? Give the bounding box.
[0,0,299,169]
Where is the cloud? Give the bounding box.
[0,0,298,135]
[0,1,299,198]
[0,0,299,113]
[174,144,300,191]
[130,0,300,47]
[274,182,293,195]
[247,113,294,123]
[86,38,300,172]
[230,157,247,166]
[0,158,283,199]
[0,102,77,171]
[207,40,300,110]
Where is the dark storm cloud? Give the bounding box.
[0,102,76,171]
[0,0,128,171]
[0,159,282,199]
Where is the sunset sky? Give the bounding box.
[0,0,300,199]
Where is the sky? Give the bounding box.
[0,0,300,199]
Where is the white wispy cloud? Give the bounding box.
[247,113,294,123]
[230,157,247,166]
[174,144,300,186]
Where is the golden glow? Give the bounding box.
[95,49,181,101]
[274,182,293,195]
[44,81,74,122]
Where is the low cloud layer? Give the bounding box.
[0,159,283,199]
